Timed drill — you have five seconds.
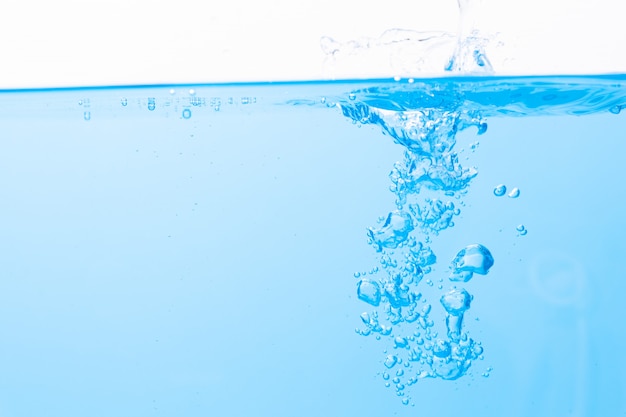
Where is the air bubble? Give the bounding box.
[384,355,398,369]
[148,98,156,111]
[349,93,356,100]
[507,187,520,198]
[394,337,408,349]
[182,108,192,119]
[449,243,494,282]
[440,288,472,316]
[493,184,506,197]
[357,279,381,306]
[83,111,91,121]
[121,98,128,106]
[516,224,527,236]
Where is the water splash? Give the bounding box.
[321,0,496,76]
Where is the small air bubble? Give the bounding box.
[189,89,196,96]
[402,398,409,405]
[408,78,414,84]
[148,98,156,111]
[348,93,356,100]
[182,108,192,119]
[169,89,176,95]
[493,184,506,197]
[516,224,527,236]
[384,355,398,369]
[83,111,91,121]
[507,187,520,198]
[394,76,401,82]
[121,98,128,106]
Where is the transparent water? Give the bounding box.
[0,76,625,416]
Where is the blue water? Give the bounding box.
[0,76,625,416]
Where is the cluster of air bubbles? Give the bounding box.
[78,98,91,121]
[493,184,526,235]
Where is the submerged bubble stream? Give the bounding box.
[340,82,497,403]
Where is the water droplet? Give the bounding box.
[440,288,472,316]
[516,224,527,236]
[402,398,409,405]
[83,111,91,121]
[182,108,192,119]
[348,93,356,100]
[357,279,381,306]
[507,187,520,198]
[384,355,398,369]
[382,372,390,380]
[493,184,506,197]
[148,98,156,111]
[353,272,361,278]
[120,98,128,106]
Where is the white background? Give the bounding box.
[1,0,625,88]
